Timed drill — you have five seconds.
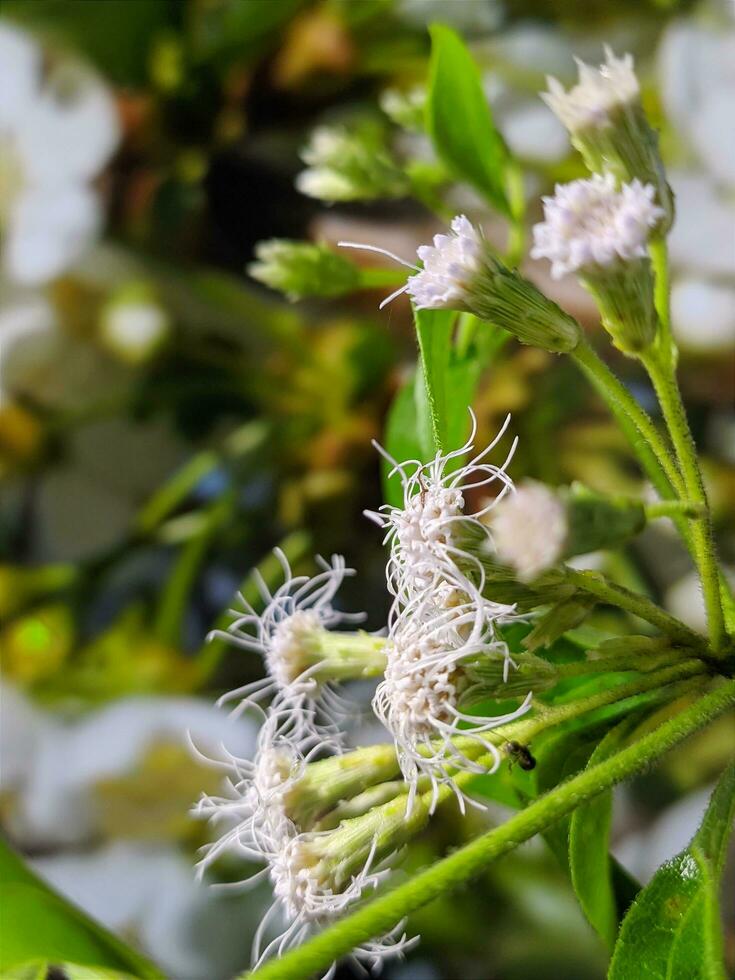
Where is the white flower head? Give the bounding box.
[194,713,322,880]
[374,593,532,814]
[543,47,639,134]
[339,213,484,311]
[367,412,517,612]
[531,174,665,279]
[257,832,415,977]
[492,480,568,582]
[209,549,364,735]
[0,23,120,285]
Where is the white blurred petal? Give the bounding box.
[671,278,735,353]
[19,697,257,845]
[659,24,735,187]
[501,102,569,164]
[0,22,40,131]
[4,183,101,285]
[667,172,735,278]
[18,64,120,184]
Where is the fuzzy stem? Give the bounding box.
[562,566,704,648]
[645,500,704,520]
[246,679,735,980]
[649,237,674,366]
[572,338,684,496]
[640,349,726,654]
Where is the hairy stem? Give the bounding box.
[572,338,684,497]
[562,566,704,648]
[246,679,735,980]
[640,349,725,653]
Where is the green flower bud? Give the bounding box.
[296,123,409,202]
[248,239,361,301]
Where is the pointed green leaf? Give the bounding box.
[0,837,162,978]
[609,762,735,980]
[413,306,455,455]
[569,716,640,950]
[427,25,510,214]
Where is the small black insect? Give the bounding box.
[504,740,536,771]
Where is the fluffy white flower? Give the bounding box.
[374,593,531,813]
[341,214,484,311]
[257,831,414,977]
[407,214,485,309]
[367,412,516,613]
[194,712,321,880]
[0,22,119,285]
[542,47,639,134]
[531,174,665,279]
[492,480,568,581]
[209,550,364,736]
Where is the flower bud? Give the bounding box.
[380,85,426,131]
[296,123,409,202]
[408,215,581,352]
[248,239,361,301]
[542,48,673,230]
[492,480,646,582]
[532,175,664,353]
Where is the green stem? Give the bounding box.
[562,566,704,648]
[246,679,735,980]
[649,237,674,366]
[572,338,684,497]
[645,500,704,520]
[640,349,725,653]
[504,162,526,267]
[153,492,233,647]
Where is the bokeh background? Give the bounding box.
[1,1,733,978]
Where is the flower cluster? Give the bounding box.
[296,124,408,202]
[369,416,533,808]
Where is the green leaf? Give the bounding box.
[427,25,510,215]
[413,306,456,455]
[609,762,735,980]
[381,371,424,506]
[569,716,639,950]
[0,837,162,978]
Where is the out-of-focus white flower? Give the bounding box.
[0,22,119,285]
[542,47,638,134]
[492,481,569,582]
[210,550,369,739]
[659,24,735,188]
[32,842,259,980]
[0,681,54,794]
[296,124,407,203]
[671,279,735,354]
[100,288,170,365]
[13,695,256,846]
[532,174,664,280]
